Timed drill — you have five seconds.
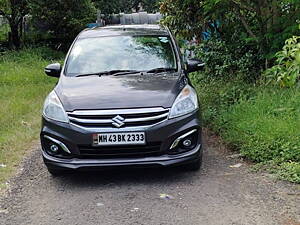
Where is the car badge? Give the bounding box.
[112,115,125,128]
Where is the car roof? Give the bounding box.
[78,24,169,39]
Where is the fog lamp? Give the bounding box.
[170,129,197,150]
[50,144,59,153]
[183,139,192,147]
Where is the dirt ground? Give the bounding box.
[0,131,299,225]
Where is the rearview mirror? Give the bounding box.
[186,59,205,73]
[44,63,61,77]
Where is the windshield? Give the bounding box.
[65,35,177,76]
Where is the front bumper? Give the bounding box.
[41,110,202,171]
[43,144,202,171]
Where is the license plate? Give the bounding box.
[93,132,146,146]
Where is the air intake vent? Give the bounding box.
[78,142,163,159]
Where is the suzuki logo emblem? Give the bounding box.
[112,115,125,128]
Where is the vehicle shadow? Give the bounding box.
[51,166,200,189]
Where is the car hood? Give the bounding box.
[55,73,184,111]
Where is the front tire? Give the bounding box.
[47,167,65,176]
[184,150,203,171]
[185,158,202,171]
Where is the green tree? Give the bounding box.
[0,0,29,49]
[160,0,300,62]
[140,0,159,12]
[264,34,300,87]
[93,0,159,15]
[29,0,96,45]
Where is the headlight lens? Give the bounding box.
[43,90,69,123]
[169,84,198,118]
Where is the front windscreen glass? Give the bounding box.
[65,35,177,76]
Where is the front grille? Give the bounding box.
[68,107,169,128]
[78,142,163,159]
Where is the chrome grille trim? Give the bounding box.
[67,107,170,129]
[68,107,168,116]
[70,123,153,132]
[68,112,169,124]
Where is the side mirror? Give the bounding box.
[44,63,61,77]
[186,58,205,73]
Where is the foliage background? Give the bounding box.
[0,0,299,183]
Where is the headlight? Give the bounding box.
[169,84,198,118]
[43,90,69,123]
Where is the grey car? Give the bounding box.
[41,24,204,175]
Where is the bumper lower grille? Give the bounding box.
[67,107,169,128]
[78,143,163,159]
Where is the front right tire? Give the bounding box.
[47,167,66,176]
[185,158,202,171]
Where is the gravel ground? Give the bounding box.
[0,131,299,225]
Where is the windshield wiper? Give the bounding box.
[113,70,142,76]
[75,70,140,77]
[146,68,177,74]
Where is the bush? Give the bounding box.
[191,74,256,123]
[191,73,300,183]
[194,39,262,82]
[264,35,300,87]
[215,88,300,163]
[275,162,300,183]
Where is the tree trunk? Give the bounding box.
[10,23,21,49]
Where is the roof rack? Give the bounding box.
[96,12,162,27]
